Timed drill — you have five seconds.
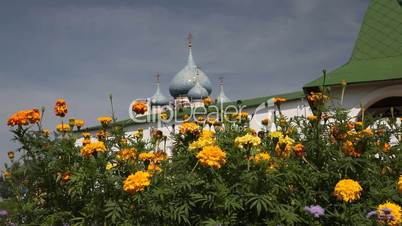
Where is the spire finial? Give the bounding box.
[219,76,224,86]
[187,32,192,48]
[156,73,160,83]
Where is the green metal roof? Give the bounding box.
[304,0,402,89]
[81,91,305,132]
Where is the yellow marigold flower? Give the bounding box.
[132,101,148,115]
[139,152,156,162]
[179,122,199,135]
[106,162,117,170]
[160,112,169,121]
[361,127,373,137]
[7,109,41,126]
[97,116,112,125]
[133,130,143,139]
[54,99,68,117]
[237,112,249,120]
[334,179,362,202]
[377,201,402,226]
[189,136,216,151]
[235,133,261,149]
[7,151,14,160]
[56,123,71,132]
[82,132,91,139]
[307,114,318,122]
[196,146,226,169]
[117,148,136,161]
[80,141,106,157]
[398,175,402,194]
[354,121,363,128]
[269,131,284,139]
[293,143,304,157]
[123,171,151,193]
[253,152,271,164]
[75,119,85,128]
[200,130,215,139]
[203,96,214,106]
[207,117,217,126]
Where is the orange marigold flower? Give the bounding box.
[3,171,11,178]
[132,101,148,115]
[196,145,226,169]
[97,116,112,125]
[203,97,214,106]
[179,122,199,135]
[96,130,107,140]
[54,99,68,117]
[123,171,151,193]
[261,118,270,126]
[334,179,362,202]
[307,115,318,122]
[7,151,14,160]
[80,141,106,157]
[293,143,304,157]
[139,152,156,162]
[62,172,71,182]
[273,97,287,104]
[7,109,41,126]
[117,148,136,161]
[56,123,71,132]
[27,109,41,124]
[307,92,329,105]
[383,143,391,152]
[342,140,361,158]
[147,163,162,172]
[154,151,167,163]
[82,139,91,146]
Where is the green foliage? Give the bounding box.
[2,97,402,225]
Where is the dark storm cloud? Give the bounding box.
[0,0,368,167]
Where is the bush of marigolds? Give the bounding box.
[2,93,402,226]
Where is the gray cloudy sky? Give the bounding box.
[0,0,368,167]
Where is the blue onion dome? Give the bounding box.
[169,33,212,97]
[216,77,231,103]
[150,74,169,106]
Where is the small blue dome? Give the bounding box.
[150,75,169,106]
[216,79,231,103]
[188,80,209,100]
[169,46,212,97]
